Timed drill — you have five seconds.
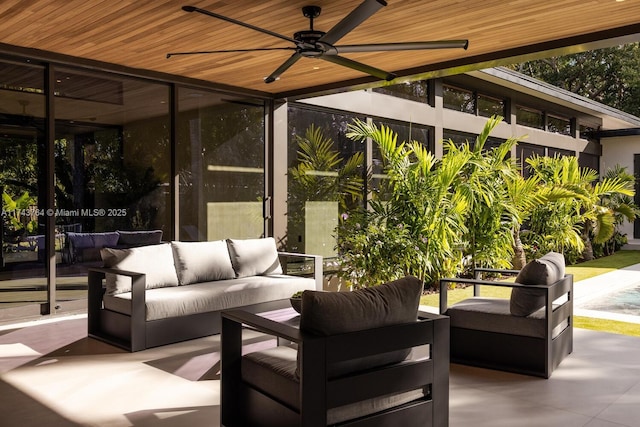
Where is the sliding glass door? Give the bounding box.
[0,60,47,320]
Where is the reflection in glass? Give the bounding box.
[177,88,265,241]
[287,106,365,260]
[443,85,474,113]
[0,60,47,313]
[54,68,171,306]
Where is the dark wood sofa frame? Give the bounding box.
[88,252,323,352]
[439,268,573,378]
[220,309,450,427]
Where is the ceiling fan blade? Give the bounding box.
[264,52,302,83]
[327,40,469,54]
[319,0,386,46]
[320,54,395,81]
[182,5,297,44]
[167,47,295,58]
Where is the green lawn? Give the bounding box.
[421,250,640,337]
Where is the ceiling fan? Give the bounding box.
[167,0,469,84]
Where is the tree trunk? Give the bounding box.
[582,237,594,261]
[512,228,527,270]
[581,222,595,261]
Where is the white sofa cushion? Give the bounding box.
[226,237,283,277]
[101,243,179,295]
[103,275,315,321]
[171,240,236,285]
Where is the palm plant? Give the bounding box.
[523,155,635,261]
[338,119,469,287]
[448,116,521,271]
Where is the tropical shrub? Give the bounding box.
[333,116,637,288]
[522,155,635,261]
[338,119,470,287]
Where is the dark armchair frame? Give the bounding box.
[440,268,573,378]
[220,309,450,427]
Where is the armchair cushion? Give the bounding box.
[226,237,283,277]
[447,297,547,338]
[242,346,427,425]
[299,275,423,377]
[510,251,565,316]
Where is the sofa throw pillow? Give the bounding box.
[299,276,423,378]
[510,251,565,317]
[226,237,283,277]
[116,230,163,247]
[101,243,179,295]
[171,240,236,285]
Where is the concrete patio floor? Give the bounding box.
[1,313,639,427]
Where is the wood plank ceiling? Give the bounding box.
[0,0,639,99]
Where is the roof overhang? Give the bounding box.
[1,1,639,99]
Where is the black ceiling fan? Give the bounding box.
[167,0,469,84]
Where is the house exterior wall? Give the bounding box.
[601,135,640,243]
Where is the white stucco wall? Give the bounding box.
[601,135,640,243]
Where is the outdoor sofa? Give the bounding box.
[88,237,322,351]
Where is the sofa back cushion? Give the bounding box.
[299,276,423,378]
[510,251,565,317]
[67,231,120,262]
[101,243,179,295]
[171,240,236,285]
[116,230,163,247]
[226,237,283,278]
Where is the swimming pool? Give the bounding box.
[581,284,640,317]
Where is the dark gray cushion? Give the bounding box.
[299,276,422,377]
[510,251,565,316]
[116,230,163,247]
[448,297,547,338]
[66,231,120,262]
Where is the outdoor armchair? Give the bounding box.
[439,252,573,378]
[220,276,450,427]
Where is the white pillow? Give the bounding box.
[171,240,236,285]
[226,237,283,277]
[101,243,179,295]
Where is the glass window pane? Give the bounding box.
[516,105,544,129]
[372,80,429,103]
[579,124,596,140]
[54,69,171,306]
[548,114,572,136]
[477,93,505,118]
[517,143,545,178]
[0,60,47,314]
[177,88,265,241]
[287,106,365,259]
[372,121,431,200]
[443,85,474,113]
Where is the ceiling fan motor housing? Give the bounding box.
[294,30,327,55]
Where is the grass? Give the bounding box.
[421,250,640,337]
